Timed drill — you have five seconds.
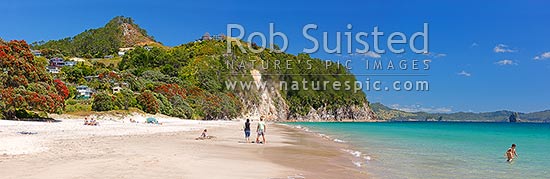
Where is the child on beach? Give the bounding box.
[505,144,518,162]
[196,129,214,140]
[84,117,99,126]
[90,118,99,126]
[201,129,208,138]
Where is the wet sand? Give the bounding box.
[0,120,366,179]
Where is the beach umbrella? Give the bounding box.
[146,117,158,124]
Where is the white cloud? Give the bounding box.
[423,52,447,58]
[470,42,479,48]
[390,104,452,113]
[457,70,471,77]
[494,44,516,53]
[435,53,447,58]
[534,52,550,60]
[361,51,381,58]
[495,59,517,66]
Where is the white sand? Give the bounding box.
[0,115,232,155]
[0,115,366,179]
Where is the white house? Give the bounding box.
[76,85,94,99]
[46,66,60,74]
[144,46,153,51]
[118,47,134,56]
[112,86,123,94]
[69,57,86,62]
[31,50,42,57]
[65,61,77,66]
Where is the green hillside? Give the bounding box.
[31,16,160,58]
[114,39,367,119]
[7,16,369,120]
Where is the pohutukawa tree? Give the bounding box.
[0,40,67,119]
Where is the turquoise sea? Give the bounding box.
[288,122,550,179]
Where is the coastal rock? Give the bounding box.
[237,69,289,121]
[237,69,377,122]
[509,112,519,123]
[285,103,377,122]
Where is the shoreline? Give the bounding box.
[279,123,373,168]
[0,117,367,179]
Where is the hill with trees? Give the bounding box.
[1,16,376,121]
[30,16,161,59]
[114,39,372,120]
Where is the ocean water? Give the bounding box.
[287,122,550,179]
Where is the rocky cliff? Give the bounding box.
[238,69,377,121]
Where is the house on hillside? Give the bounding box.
[201,32,212,41]
[112,86,122,94]
[118,47,134,56]
[31,50,42,57]
[76,85,94,99]
[197,32,225,42]
[65,61,77,67]
[46,66,60,74]
[112,82,128,94]
[84,75,99,81]
[69,57,86,62]
[49,58,65,67]
[46,57,77,73]
[212,33,225,40]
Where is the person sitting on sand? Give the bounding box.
[256,116,266,144]
[196,129,215,140]
[505,144,518,162]
[244,119,251,143]
[201,129,207,138]
[84,117,89,125]
[88,118,99,126]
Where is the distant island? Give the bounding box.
[371,102,550,123]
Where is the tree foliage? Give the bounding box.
[115,88,137,110]
[0,40,65,119]
[54,79,69,99]
[137,90,159,114]
[91,91,115,111]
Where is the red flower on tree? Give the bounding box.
[53,79,69,99]
[0,40,66,119]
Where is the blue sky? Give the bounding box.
[2,0,549,113]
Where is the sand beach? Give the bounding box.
[0,114,366,179]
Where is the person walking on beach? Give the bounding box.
[505,144,518,162]
[256,116,266,144]
[244,119,251,143]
